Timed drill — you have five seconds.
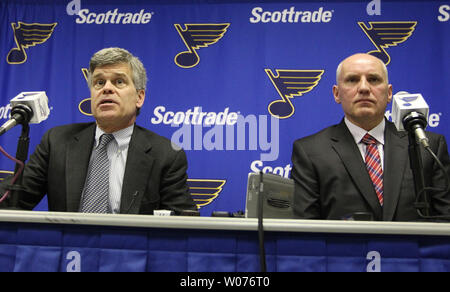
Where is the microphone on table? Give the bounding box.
[0,91,49,136]
[392,91,430,148]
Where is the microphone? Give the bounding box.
[0,92,49,136]
[392,92,430,148]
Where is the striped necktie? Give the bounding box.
[80,133,115,213]
[361,133,384,206]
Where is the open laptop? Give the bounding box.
[245,172,294,219]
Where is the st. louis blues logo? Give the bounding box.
[79,68,92,116]
[399,95,418,107]
[7,22,57,64]
[358,21,417,65]
[0,171,14,181]
[174,23,230,68]
[265,69,324,119]
[187,179,226,208]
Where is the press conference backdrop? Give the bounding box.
[0,0,449,215]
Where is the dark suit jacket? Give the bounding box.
[291,119,450,221]
[1,123,197,214]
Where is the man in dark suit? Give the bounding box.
[1,47,197,214]
[291,53,450,221]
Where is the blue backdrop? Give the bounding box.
[0,0,449,215]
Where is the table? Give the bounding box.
[0,210,449,272]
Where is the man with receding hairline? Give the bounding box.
[291,53,450,221]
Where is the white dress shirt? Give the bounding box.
[344,118,386,170]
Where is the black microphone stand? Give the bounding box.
[257,171,267,272]
[1,105,33,208]
[403,113,430,217]
[10,123,30,208]
[407,131,430,217]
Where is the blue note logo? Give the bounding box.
[265,69,324,119]
[174,23,230,68]
[358,21,417,65]
[78,68,92,116]
[6,22,57,64]
[399,95,419,107]
[0,171,14,181]
[187,179,226,208]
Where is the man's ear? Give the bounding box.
[136,89,145,109]
[387,84,393,104]
[332,85,341,104]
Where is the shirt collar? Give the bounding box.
[344,117,385,145]
[94,124,134,149]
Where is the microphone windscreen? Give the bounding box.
[10,92,50,124]
[392,92,429,131]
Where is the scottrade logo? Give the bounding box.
[151,106,238,126]
[250,6,333,23]
[75,8,153,24]
[0,104,11,120]
[438,5,450,22]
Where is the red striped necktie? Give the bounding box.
[361,133,384,206]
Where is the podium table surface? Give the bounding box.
[0,210,449,235]
[0,210,449,272]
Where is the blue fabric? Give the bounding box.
[0,0,448,215]
[1,221,449,272]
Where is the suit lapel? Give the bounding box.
[65,124,96,212]
[120,125,155,214]
[382,121,409,221]
[330,121,383,220]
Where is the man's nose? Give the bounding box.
[358,77,370,94]
[102,80,114,94]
